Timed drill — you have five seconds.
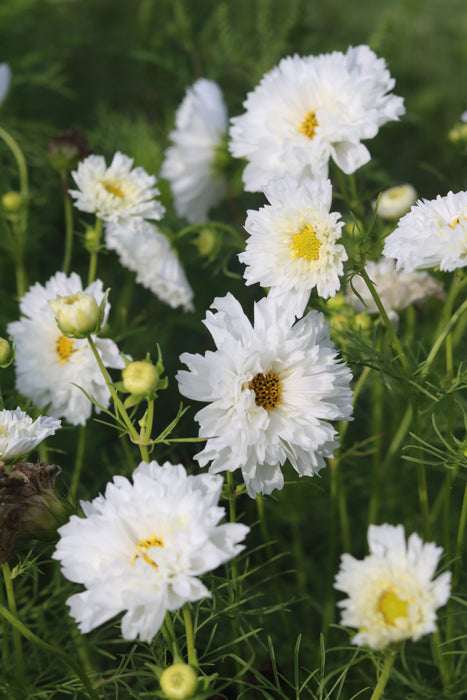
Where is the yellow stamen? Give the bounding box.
[249,372,281,410]
[378,589,409,625]
[132,535,164,570]
[102,180,125,198]
[56,335,76,364]
[298,111,318,140]
[291,223,321,261]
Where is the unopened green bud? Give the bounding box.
[122,361,159,396]
[48,292,100,338]
[196,228,218,257]
[159,663,198,700]
[0,338,10,364]
[2,191,22,213]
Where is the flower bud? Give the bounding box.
[48,292,100,338]
[47,129,90,175]
[0,337,11,364]
[375,185,417,220]
[159,663,198,700]
[196,228,218,257]
[122,361,159,396]
[2,191,22,213]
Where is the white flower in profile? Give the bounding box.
[53,460,249,642]
[7,272,125,426]
[69,151,165,223]
[0,63,11,106]
[106,219,194,311]
[383,190,467,272]
[240,175,346,313]
[177,293,353,498]
[375,184,417,220]
[334,524,451,650]
[0,408,61,463]
[229,45,404,192]
[346,258,445,324]
[161,79,228,224]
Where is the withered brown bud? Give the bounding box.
[0,460,63,563]
[47,129,90,175]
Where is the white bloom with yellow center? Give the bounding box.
[177,293,353,498]
[69,151,165,223]
[0,408,61,463]
[229,45,404,192]
[240,176,346,312]
[7,272,125,426]
[334,524,451,650]
[53,460,249,642]
[375,184,417,220]
[346,258,445,324]
[161,79,228,223]
[383,190,467,272]
[106,219,194,311]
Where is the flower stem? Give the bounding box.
[163,612,183,662]
[1,563,24,683]
[369,651,396,700]
[0,602,100,699]
[182,604,198,671]
[87,217,102,286]
[61,176,75,275]
[70,424,87,499]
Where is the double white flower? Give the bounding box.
[177,293,353,497]
[0,408,61,463]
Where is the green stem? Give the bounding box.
[163,612,183,662]
[139,399,154,462]
[412,399,431,540]
[445,481,467,673]
[368,362,384,527]
[369,652,396,700]
[359,268,410,373]
[421,297,467,380]
[87,218,102,286]
[1,564,24,683]
[70,424,87,499]
[61,177,74,275]
[226,471,238,583]
[182,604,198,671]
[0,603,100,699]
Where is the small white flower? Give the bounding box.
[7,272,125,426]
[0,408,61,463]
[383,190,467,272]
[0,63,11,106]
[346,259,445,324]
[240,175,346,312]
[229,45,404,191]
[106,219,194,311]
[53,460,249,642]
[334,524,451,650]
[69,151,165,223]
[161,79,228,224]
[177,293,353,498]
[375,184,417,220]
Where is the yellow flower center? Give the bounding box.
[132,535,164,570]
[249,372,281,410]
[102,180,125,198]
[448,215,466,230]
[298,110,318,140]
[291,223,321,261]
[56,335,76,364]
[378,589,409,625]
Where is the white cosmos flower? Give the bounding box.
[346,258,445,324]
[334,524,451,650]
[375,184,417,220]
[0,63,11,106]
[53,460,249,642]
[229,45,404,191]
[240,175,346,312]
[161,79,228,223]
[0,408,61,463]
[176,293,353,498]
[106,219,194,311]
[69,151,165,223]
[7,272,125,426]
[383,190,467,272]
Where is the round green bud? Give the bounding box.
[0,337,11,364]
[2,191,22,213]
[196,228,217,257]
[159,663,198,700]
[48,292,100,338]
[122,361,159,396]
